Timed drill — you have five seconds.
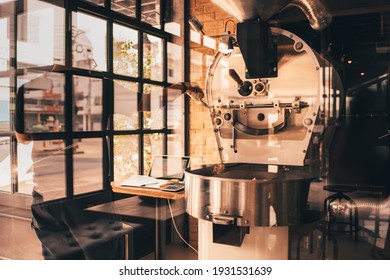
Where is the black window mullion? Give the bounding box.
[138,84,144,174]
[65,73,74,198]
[136,0,141,21]
[65,2,74,197]
[160,0,166,31]
[162,37,168,155]
[138,25,145,174]
[103,79,112,187]
[105,0,111,10]
[184,0,190,157]
[106,13,114,184]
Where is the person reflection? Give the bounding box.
[14,77,124,259]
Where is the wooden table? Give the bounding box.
[88,181,186,260]
[111,181,185,200]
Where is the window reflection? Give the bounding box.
[74,138,103,195]
[21,140,66,201]
[164,0,183,37]
[114,80,139,130]
[18,72,65,133]
[167,87,184,156]
[0,136,11,193]
[0,13,12,71]
[143,33,163,81]
[73,76,103,131]
[16,0,65,67]
[113,23,138,77]
[143,84,163,129]
[143,133,163,174]
[141,0,160,28]
[114,135,139,181]
[168,42,183,83]
[72,12,106,71]
[0,77,10,131]
[112,0,136,18]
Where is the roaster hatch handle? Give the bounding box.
[212,215,235,225]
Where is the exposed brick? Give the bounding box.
[197,0,211,5]
[190,6,204,15]
[203,3,224,13]
[188,0,236,247]
[203,19,225,31]
[190,0,197,7]
[196,12,216,23]
[215,11,236,21]
[190,118,205,130]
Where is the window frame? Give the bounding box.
[0,0,189,208]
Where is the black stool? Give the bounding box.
[323,185,359,241]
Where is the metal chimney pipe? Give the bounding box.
[211,0,293,22]
[210,0,332,30]
[288,0,332,30]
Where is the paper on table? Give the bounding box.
[120,175,169,188]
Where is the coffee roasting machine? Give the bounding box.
[184,0,343,259]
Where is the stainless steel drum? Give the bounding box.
[185,163,314,227]
[184,22,343,252]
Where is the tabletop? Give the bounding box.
[85,195,186,222]
[111,181,185,200]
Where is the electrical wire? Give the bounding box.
[166,199,198,255]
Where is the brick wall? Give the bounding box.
[188,0,237,251]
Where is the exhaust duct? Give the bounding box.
[210,0,332,30]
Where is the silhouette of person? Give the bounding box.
[14,77,125,259]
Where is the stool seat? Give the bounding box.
[323,185,358,193]
[323,184,359,242]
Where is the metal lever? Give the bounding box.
[229,69,244,86]
[229,69,253,96]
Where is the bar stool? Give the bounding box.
[323,185,359,241]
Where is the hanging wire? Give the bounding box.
[167,198,199,255]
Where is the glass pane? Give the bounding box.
[143,133,163,174]
[16,0,65,67]
[143,84,163,129]
[112,0,136,17]
[190,49,205,85]
[167,87,184,156]
[21,140,66,200]
[143,33,163,81]
[74,138,103,195]
[114,135,139,181]
[82,0,104,6]
[0,9,12,71]
[72,12,106,71]
[167,42,183,83]
[0,77,10,131]
[17,72,65,133]
[113,23,138,77]
[73,76,103,131]
[164,0,183,37]
[0,136,11,193]
[114,80,139,130]
[141,0,160,28]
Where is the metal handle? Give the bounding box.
[212,215,235,225]
[229,69,244,86]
